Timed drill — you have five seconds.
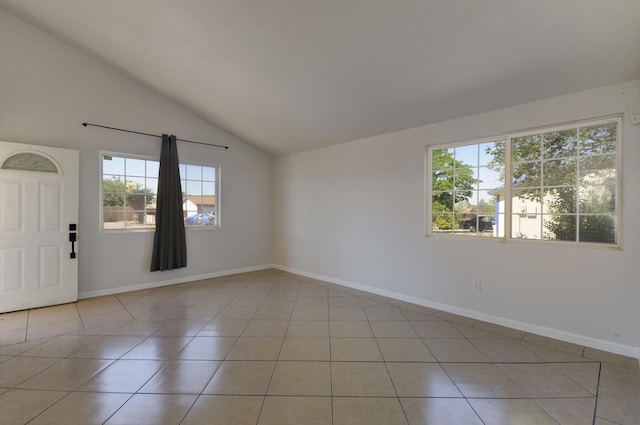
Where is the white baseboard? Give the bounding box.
[78,264,273,299]
[272,264,640,360]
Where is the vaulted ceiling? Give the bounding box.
[2,1,639,156]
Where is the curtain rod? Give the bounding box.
[82,122,229,149]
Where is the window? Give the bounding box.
[427,117,620,246]
[101,153,219,231]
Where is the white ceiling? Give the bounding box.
[2,1,639,156]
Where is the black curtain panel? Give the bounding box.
[151,134,187,271]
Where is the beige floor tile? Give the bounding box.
[204,360,275,395]
[521,333,584,356]
[242,320,289,337]
[26,318,84,340]
[257,396,331,425]
[70,336,145,359]
[197,319,249,336]
[77,359,165,392]
[442,363,527,398]
[104,393,197,425]
[228,296,267,307]
[109,318,170,336]
[0,328,27,345]
[331,337,383,361]
[0,310,28,332]
[469,399,560,425]
[22,335,98,358]
[473,321,527,339]
[298,286,328,297]
[401,398,483,425]
[333,397,408,425]
[279,337,330,361]
[181,395,263,425]
[329,296,363,307]
[294,297,328,308]
[176,304,224,319]
[153,319,210,336]
[521,341,588,362]
[469,338,543,362]
[116,293,146,305]
[423,338,490,362]
[0,338,51,356]
[370,320,419,337]
[450,323,508,339]
[364,307,405,321]
[81,310,133,330]
[331,362,396,396]
[0,356,60,387]
[4,271,640,425]
[0,389,66,425]
[28,304,79,327]
[595,418,622,425]
[329,320,373,337]
[552,362,601,395]
[596,386,640,425]
[399,306,439,321]
[28,392,131,425]
[291,306,329,320]
[584,347,639,370]
[268,361,331,395]
[433,311,478,326]
[599,363,640,396]
[377,338,436,362]
[536,398,596,425]
[139,360,221,394]
[226,337,283,360]
[76,296,126,318]
[18,358,112,391]
[329,307,367,321]
[498,363,593,398]
[286,320,330,337]
[409,321,463,338]
[121,336,192,360]
[175,336,237,360]
[387,363,461,397]
[253,305,294,320]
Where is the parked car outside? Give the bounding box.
[184,213,215,225]
[459,216,494,232]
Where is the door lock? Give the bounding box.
[69,224,77,259]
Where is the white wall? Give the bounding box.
[0,10,273,296]
[274,80,640,357]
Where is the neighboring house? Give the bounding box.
[183,195,216,216]
[489,186,550,239]
[489,169,615,240]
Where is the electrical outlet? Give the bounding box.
[472,280,482,292]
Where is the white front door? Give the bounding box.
[0,141,79,313]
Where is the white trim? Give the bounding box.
[78,264,272,299]
[272,264,639,360]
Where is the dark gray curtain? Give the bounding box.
[151,134,187,271]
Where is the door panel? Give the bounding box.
[0,142,79,313]
[1,181,22,231]
[1,248,23,290]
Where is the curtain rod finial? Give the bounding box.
[82,123,87,127]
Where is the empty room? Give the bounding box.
[0,1,639,424]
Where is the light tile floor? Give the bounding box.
[0,269,638,424]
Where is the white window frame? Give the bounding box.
[426,116,622,248]
[100,151,221,232]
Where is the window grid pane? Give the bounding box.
[102,154,218,230]
[428,117,619,246]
